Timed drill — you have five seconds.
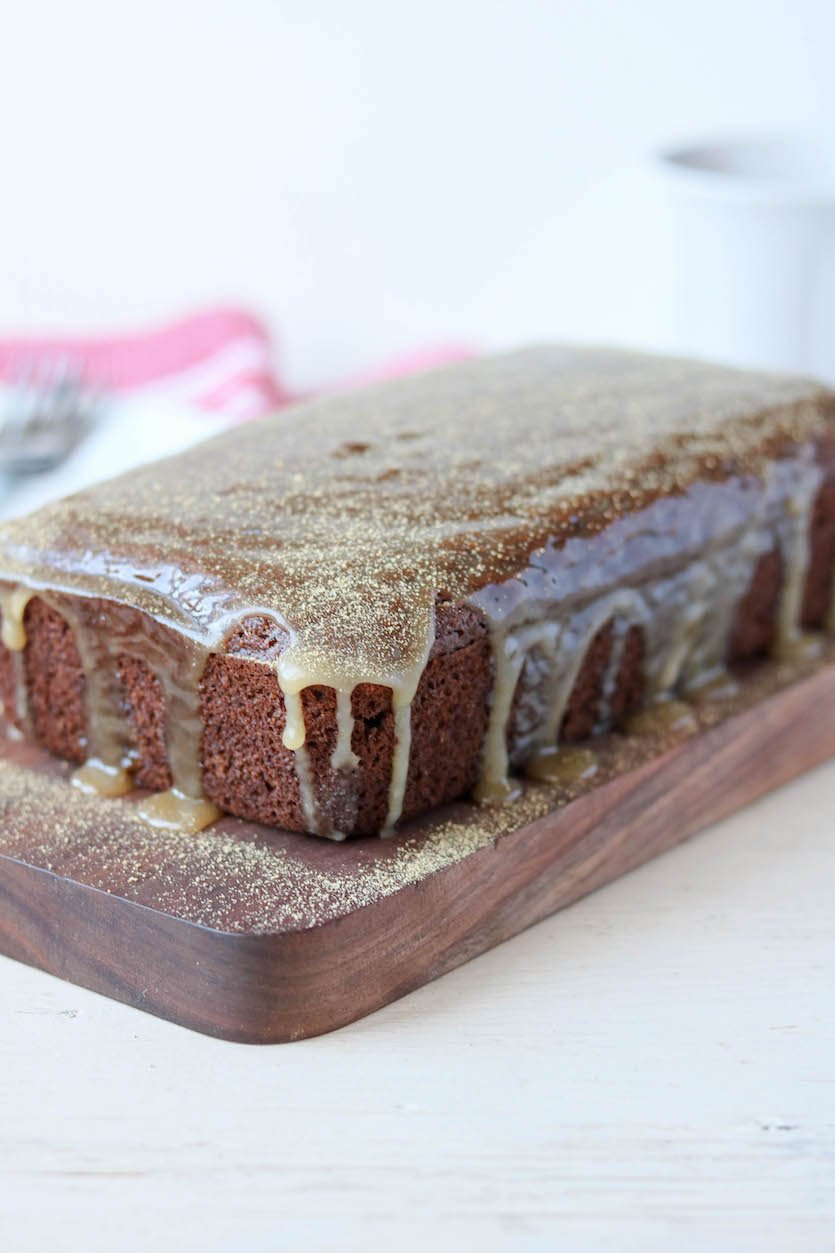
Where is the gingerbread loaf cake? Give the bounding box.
[0,346,834,839]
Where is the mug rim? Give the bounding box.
[657,132,835,207]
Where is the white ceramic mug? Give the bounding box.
[658,136,835,383]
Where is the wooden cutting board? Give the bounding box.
[1,652,833,1044]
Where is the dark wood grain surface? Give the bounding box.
[1,657,834,1044]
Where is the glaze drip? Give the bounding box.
[72,759,133,798]
[524,745,598,785]
[137,788,221,835]
[332,689,360,772]
[0,585,33,651]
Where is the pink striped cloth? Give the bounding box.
[0,307,472,422]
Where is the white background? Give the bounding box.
[1,0,834,385]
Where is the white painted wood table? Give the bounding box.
[1,759,833,1252]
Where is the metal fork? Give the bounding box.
[0,357,103,478]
